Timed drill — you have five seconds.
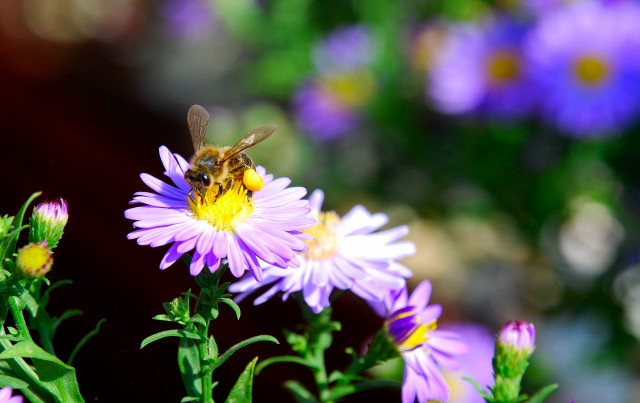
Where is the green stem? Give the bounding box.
[8,296,32,342]
[311,346,333,403]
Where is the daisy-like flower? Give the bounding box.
[125,146,315,280]
[0,386,23,403]
[524,1,640,136]
[229,189,415,313]
[370,281,468,403]
[428,17,534,118]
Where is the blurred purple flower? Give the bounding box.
[524,1,640,136]
[0,387,22,403]
[428,18,534,118]
[443,323,495,403]
[230,189,414,313]
[313,25,375,72]
[161,0,216,39]
[371,281,468,403]
[293,81,364,141]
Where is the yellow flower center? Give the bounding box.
[189,180,255,232]
[16,242,53,278]
[386,308,437,352]
[319,70,376,107]
[487,50,521,84]
[574,54,609,86]
[303,211,340,260]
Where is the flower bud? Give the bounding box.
[29,198,68,249]
[498,320,535,356]
[492,320,536,401]
[16,241,53,279]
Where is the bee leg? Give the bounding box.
[216,182,224,197]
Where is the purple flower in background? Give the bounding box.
[293,82,363,141]
[313,25,375,72]
[371,281,468,403]
[0,387,22,403]
[161,0,216,39]
[428,18,534,117]
[230,189,414,313]
[125,146,315,280]
[525,1,640,136]
[442,323,495,403]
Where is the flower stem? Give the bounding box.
[8,296,32,342]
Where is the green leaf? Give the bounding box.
[463,377,495,402]
[180,397,200,402]
[3,192,41,261]
[225,356,258,403]
[140,329,201,349]
[524,383,559,403]
[53,309,83,333]
[0,340,83,402]
[67,318,105,365]
[284,380,318,403]
[330,379,401,400]
[178,338,202,399]
[255,355,319,375]
[210,335,278,372]
[0,374,29,389]
[219,297,241,320]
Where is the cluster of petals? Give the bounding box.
[229,189,415,313]
[0,387,22,403]
[370,281,468,403]
[125,146,315,280]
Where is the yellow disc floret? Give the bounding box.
[189,180,255,232]
[242,168,264,192]
[16,242,53,279]
[303,211,340,260]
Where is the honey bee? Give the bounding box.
[184,104,277,199]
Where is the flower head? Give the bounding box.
[371,281,468,403]
[428,18,534,118]
[498,320,536,356]
[524,1,640,136]
[29,198,68,249]
[313,25,375,73]
[0,387,23,403]
[125,146,315,280]
[16,241,53,279]
[229,189,415,313]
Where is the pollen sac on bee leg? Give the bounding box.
[243,168,263,191]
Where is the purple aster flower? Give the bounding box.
[442,323,495,403]
[125,146,315,280]
[0,387,22,403]
[293,81,365,141]
[229,189,415,313]
[313,25,375,72]
[428,18,535,118]
[524,1,640,136]
[160,0,216,39]
[370,281,468,403]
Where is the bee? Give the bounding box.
[184,104,277,199]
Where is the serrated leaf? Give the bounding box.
[219,297,241,320]
[225,356,258,403]
[284,380,318,403]
[178,338,202,399]
[140,329,201,349]
[525,383,558,403]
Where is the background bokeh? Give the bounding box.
[1,0,639,401]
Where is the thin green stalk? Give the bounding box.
[311,346,333,403]
[8,296,32,342]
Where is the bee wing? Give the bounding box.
[220,124,277,162]
[187,105,210,152]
